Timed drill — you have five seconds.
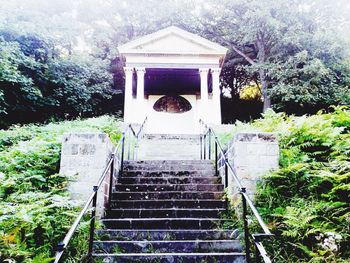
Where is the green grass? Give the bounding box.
[0,115,121,262]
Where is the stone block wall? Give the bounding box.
[59,133,114,214]
[225,132,279,199]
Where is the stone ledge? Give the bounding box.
[233,132,278,143]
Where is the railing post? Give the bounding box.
[224,158,228,188]
[200,134,203,160]
[127,126,131,160]
[241,187,251,263]
[56,242,65,252]
[215,140,218,176]
[208,129,211,160]
[203,134,206,160]
[120,133,125,177]
[88,185,98,258]
[133,141,137,160]
[255,242,261,263]
[108,155,115,210]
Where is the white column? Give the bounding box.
[136,67,146,123]
[211,68,222,124]
[199,68,209,101]
[199,68,209,123]
[123,67,134,123]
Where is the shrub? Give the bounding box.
[0,115,120,262]
[250,107,350,262]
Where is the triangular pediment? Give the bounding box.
[118,26,228,55]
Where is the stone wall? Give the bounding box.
[59,133,114,214]
[225,132,279,199]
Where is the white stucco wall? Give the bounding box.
[146,95,199,134]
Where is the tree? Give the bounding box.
[0,38,43,118]
[199,0,350,112]
[0,30,115,127]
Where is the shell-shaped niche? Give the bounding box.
[153,95,192,113]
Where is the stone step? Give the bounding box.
[92,252,245,263]
[123,170,215,177]
[123,160,212,171]
[106,208,225,218]
[95,229,236,241]
[124,160,211,164]
[118,176,220,185]
[115,184,224,192]
[123,166,212,171]
[137,155,201,161]
[93,240,243,253]
[143,134,201,140]
[101,218,234,229]
[110,199,227,209]
[111,191,224,200]
[138,141,201,145]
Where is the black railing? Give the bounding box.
[54,118,147,263]
[199,120,273,263]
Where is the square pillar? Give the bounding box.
[123,67,134,123]
[199,68,209,122]
[211,68,222,124]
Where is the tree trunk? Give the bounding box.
[259,69,271,112]
[256,34,271,112]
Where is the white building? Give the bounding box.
[118,26,228,134]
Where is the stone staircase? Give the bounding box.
[92,160,245,263]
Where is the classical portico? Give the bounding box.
[118,26,227,134]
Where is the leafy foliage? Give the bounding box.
[199,0,350,113]
[242,106,350,262]
[0,31,119,128]
[0,116,120,262]
[240,83,262,101]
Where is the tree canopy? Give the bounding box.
[0,0,349,126]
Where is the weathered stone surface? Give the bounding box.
[94,239,242,253]
[101,218,234,229]
[95,229,234,241]
[224,132,279,198]
[92,253,246,263]
[112,191,224,200]
[59,132,114,213]
[118,176,220,185]
[115,183,224,192]
[106,208,225,218]
[110,199,227,209]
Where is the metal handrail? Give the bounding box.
[53,118,147,262]
[136,117,148,138]
[199,120,273,263]
[54,156,115,263]
[241,191,271,235]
